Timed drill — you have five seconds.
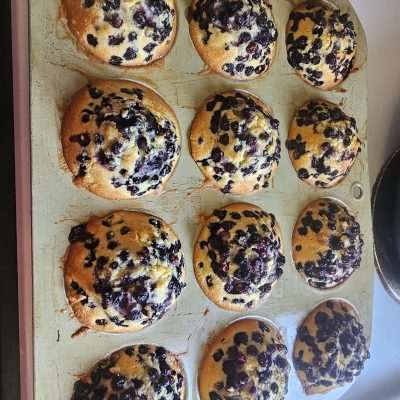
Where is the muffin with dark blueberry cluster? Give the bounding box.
[194,203,285,311]
[71,345,185,399]
[62,79,180,199]
[286,100,362,188]
[286,1,357,90]
[64,210,185,333]
[62,0,177,67]
[292,198,363,289]
[198,318,290,400]
[294,299,370,395]
[189,0,278,80]
[190,91,281,194]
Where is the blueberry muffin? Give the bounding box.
[292,198,363,289]
[294,299,370,395]
[286,1,357,90]
[62,79,181,199]
[198,318,290,400]
[189,0,278,80]
[190,91,281,194]
[194,203,285,311]
[71,345,185,399]
[62,0,177,67]
[64,210,185,333]
[286,100,362,188]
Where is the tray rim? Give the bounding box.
[15,0,371,399]
[12,0,34,399]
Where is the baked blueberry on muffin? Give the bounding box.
[62,0,177,67]
[286,100,362,188]
[292,198,363,289]
[64,211,185,333]
[190,91,281,194]
[294,299,370,395]
[286,1,357,90]
[194,203,285,311]
[62,79,180,199]
[71,345,185,399]
[189,0,278,80]
[198,318,290,399]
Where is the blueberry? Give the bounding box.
[87,34,98,47]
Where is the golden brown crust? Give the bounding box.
[189,0,277,80]
[286,1,357,90]
[64,210,185,333]
[190,90,281,195]
[293,299,370,395]
[62,0,177,67]
[286,100,362,188]
[193,203,285,311]
[292,198,363,290]
[71,345,185,399]
[199,318,290,400]
[61,79,181,200]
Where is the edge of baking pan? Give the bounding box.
[11,0,34,399]
[372,146,400,303]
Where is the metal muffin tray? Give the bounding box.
[14,0,373,399]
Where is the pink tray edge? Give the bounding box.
[12,0,34,399]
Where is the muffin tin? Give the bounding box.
[23,0,373,399]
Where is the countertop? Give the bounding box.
[341,1,400,399]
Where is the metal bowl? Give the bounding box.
[372,146,400,302]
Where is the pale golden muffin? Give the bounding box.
[294,299,370,395]
[194,203,285,311]
[71,345,185,399]
[64,210,185,333]
[61,79,181,200]
[292,198,363,290]
[199,318,290,400]
[286,100,362,188]
[62,0,177,67]
[190,91,281,195]
[286,1,357,90]
[189,0,278,80]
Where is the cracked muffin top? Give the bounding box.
[190,0,278,80]
[286,1,357,90]
[71,344,185,399]
[62,79,180,199]
[198,318,290,400]
[62,0,177,67]
[64,210,185,333]
[190,90,281,195]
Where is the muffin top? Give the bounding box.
[71,345,185,400]
[293,198,363,289]
[62,79,180,199]
[62,0,177,66]
[198,318,290,400]
[194,203,285,311]
[64,211,185,333]
[286,1,357,90]
[190,90,281,194]
[286,100,362,188]
[190,0,278,80]
[294,299,370,395]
